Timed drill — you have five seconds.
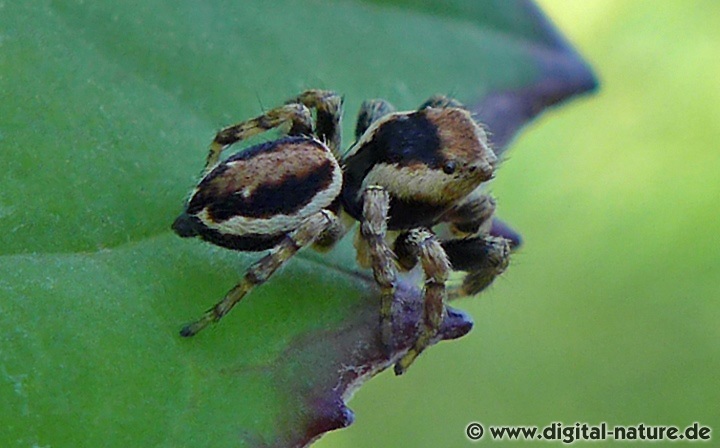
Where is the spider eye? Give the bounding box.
[442,160,457,175]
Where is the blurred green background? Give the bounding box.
[2,1,717,446]
[317,1,720,447]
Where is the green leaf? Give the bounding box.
[0,1,595,446]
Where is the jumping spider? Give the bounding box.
[172,90,511,374]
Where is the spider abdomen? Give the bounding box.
[173,136,342,251]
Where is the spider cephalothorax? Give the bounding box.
[342,103,496,228]
[173,90,511,374]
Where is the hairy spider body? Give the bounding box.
[173,136,342,251]
[173,90,511,373]
[342,107,495,229]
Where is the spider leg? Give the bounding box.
[311,207,352,252]
[360,186,397,353]
[355,98,396,139]
[345,97,398,259]
[439,190,511,297]
[287,89,344,158]
[392,228,451,375]
[180,210,339,337]
[442,189,497,236]
[206,103,314,172]
[442,235,511,299]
